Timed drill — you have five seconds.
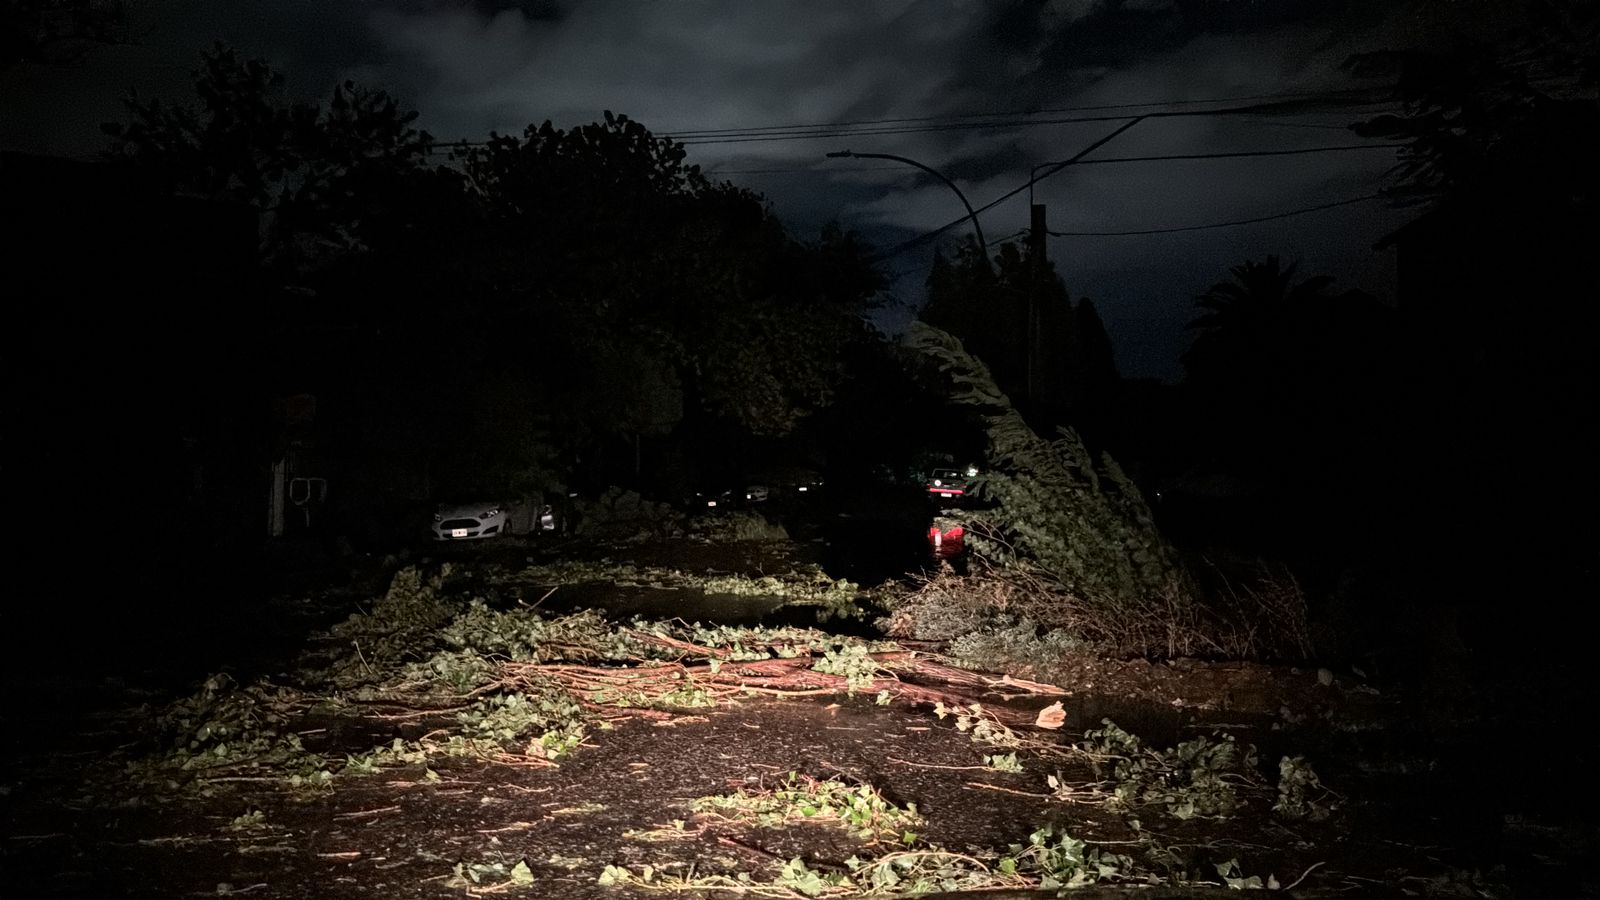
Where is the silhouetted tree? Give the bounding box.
[100,49,886,523]
[923,237,1117,439]
[1183,256,1337,406]
[1181,255,1399,551]
[1345,1,1599,211]
[1071,298,1119,446]
[453,114,882,439]
[1342,3,1599,603]
[102,43,438,277]
[907,321,1189,645]
[2,0,142,70]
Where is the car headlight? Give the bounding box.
[480,508,501,519]
[433,513,443,522]
[932,479,942,487]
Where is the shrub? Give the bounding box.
[687,509,788,542]
[573,487,684,540]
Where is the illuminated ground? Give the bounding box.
[2,537,1594,899]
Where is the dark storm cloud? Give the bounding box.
[343,0,1415,378]
[361,1,1032,139]
[466,0,572,21]
[0,0,406,155]
[143,0,388,93]
[0,0,1427,379]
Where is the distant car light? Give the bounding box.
[797,486,807,492]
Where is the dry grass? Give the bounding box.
[1207,562,1316,661]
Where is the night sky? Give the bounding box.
[0,1,1525,378]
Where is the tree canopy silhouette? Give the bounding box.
[922,237,1118,440]
[100,46,886,507]
[1180,255,1399,545]
[103,44,439,278]
[1342,2,1597,594]
[448,113,883,439]
[2,0,142,70]
[1344,1,1599,212]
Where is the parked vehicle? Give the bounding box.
[925,466,976,499]
[432,500,510,541]
[743,484,770,503]
[431,494,568,541]
[690,486,736,510]
[769,468,823,497]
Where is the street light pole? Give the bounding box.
[825,150,989,270]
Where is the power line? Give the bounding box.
[881,194,1388,283]
[424,111,1239,151]
[706,164,909,176]
[708,142,1402,177]
[657,87,1392,137]
[673,102,1395,146]
[1047,194,1385,237]
[874,98,1406,262]
[425,88,1396,155]
[1064,143,1405,165]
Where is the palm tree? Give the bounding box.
[1181,255,1338,391]
[1187,256,1333,334]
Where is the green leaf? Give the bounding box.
[509,860,534,885]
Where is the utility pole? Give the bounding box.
[1027,203,1047,417]
[1019,116,1144,419]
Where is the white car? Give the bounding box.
[432,500,510,541]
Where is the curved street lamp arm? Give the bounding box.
[827,149,988,265]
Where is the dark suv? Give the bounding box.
[925,467,972,499]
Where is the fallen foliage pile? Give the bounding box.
[492,558,866,619]
[109,565,1056,799]
[881,561,1314,670]
[58,562,1371,898]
